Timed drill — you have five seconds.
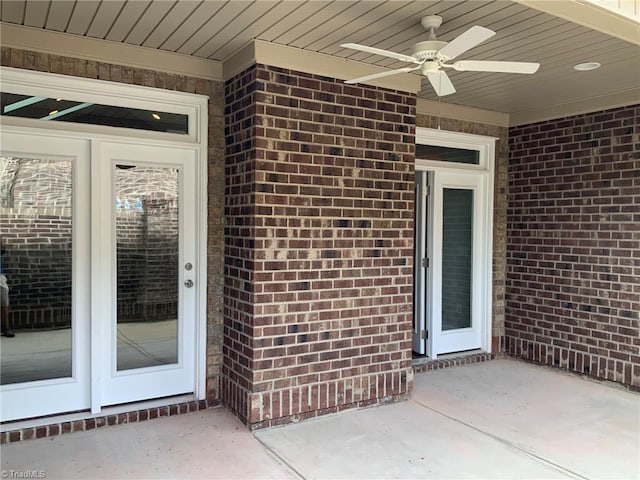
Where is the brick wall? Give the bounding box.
[1,47,226,399]
[223,63,258,421]
[415,115,509,351]
[507,104,640,388]
[1,157,73,329]
[224,64,416,427]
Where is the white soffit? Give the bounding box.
[0,23,223,81]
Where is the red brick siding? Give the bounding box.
[507,105,640,388]
[224,64,416,426]
[223,64,258,421]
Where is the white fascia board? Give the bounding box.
[0,23,223,81]
[222,41,257,81]
[416,98,510,127]
[223,40,422,94]
[510,88,640,126]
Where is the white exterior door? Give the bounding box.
[413,128,495,358]
[431,171,487,355]
[414,170,490,357]
[95,141,197,406]
[1,132,91,421]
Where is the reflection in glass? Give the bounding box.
[442,188,473,331]
[1,93,189,135]
[115,165,179,370]
[0,156,72,384]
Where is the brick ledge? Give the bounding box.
[1,398,220,444]
[412,351,497,374]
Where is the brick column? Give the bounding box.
[224,64,416,427]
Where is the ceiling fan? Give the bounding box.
[341,15,540,96]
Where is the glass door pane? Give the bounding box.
[441,188,473,331]
[115,165,179,371]
[1,155,73,384]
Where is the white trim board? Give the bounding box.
[509,88,640,126]
[0,22,223,81]
[1,23,419,94]
[416,99,510,128]
[223,40,422,94]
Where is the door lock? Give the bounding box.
[184,279,194,288]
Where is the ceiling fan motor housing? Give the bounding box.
[410,40,449,61]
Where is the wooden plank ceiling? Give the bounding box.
[1,0,638,115]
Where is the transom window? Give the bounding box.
[416,144,479,165]
[1,93,188,134]
[0,67,205,142]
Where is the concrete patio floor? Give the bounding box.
[2,358,638,479]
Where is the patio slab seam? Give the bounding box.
[253,432,308,480]
[411,398,590,480]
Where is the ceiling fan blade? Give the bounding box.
[425,70,456,97]
[452,60,540,74]
[344,66,421,85]
[340,43,421,64]
[437,26,495,60]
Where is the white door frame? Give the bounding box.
[414,128,496,358]
[412,170,433,356]
[0,67,209,419]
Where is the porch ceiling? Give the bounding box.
[1,0,639,123]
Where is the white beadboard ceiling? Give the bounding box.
[1,0,639,120]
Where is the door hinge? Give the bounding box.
[421,257,429,268]
[421,330,428,340]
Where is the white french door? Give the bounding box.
[1,132,198,421]
[94,142,197,406]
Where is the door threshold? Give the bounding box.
[1,395,219,442]
[412,350,496,374]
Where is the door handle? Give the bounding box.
[184,279,194,288]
